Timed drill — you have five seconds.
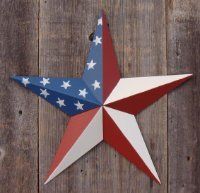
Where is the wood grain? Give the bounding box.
[0,0,38,193]
[166,0,200,192]
[121,1,168,192]
[0,0,199,193]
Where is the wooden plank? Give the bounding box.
[120,0,168,192]
[0,0,38,193]
[166,0,200,192]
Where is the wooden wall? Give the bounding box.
[0,0,199,192]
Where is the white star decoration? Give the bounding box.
[22,78,30,87]
[87,60,96,70]
[79,88,88,98]
[40,78,50,86]
[56,98,66,107]
[40,89,50,98]
[61,81,71,89]
[74,101,84,110]
[92,80,101,90]
[98,17,102,25]
[93,36,102,45]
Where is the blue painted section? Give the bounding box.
[12,11,105,116]
[82,12,103,104]
[12,76,100,116]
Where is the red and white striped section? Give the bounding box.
[105,74,192,114]
[45,107,103,184]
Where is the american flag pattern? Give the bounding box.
[12,10,192,184]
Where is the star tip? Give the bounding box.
[10,75,20,81]
[182,73,193,77]
[10,75,17,79]
[187,73,193,77]
[174,73,193,80]
[181,73,193,80]
[10,75,15,80]
[156,177,161,185]
[44,180,48,185]
[153,173,161,185]
[100,9,107,17]
[44,176,51,185]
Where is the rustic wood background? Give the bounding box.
[0,0,199,193]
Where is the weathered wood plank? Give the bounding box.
[120,0,168,192]
[0,0,38,193]
[1,0,199,192]
[166,0,200,192]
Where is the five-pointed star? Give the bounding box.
[93,36,102,45]
[40,77,50,86]
[56,98,66,107]
[74,101,84,110]
[79,88,88,98]
[92,80,101,90]
[40,88,50,98]
[22,77,30,87]
[87,59,96,70]
[61,80,71,89]
[12,11,192,185]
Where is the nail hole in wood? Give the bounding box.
[187,156,190,161]
[81,169,83,173]
[19,110,22,115]
[89,32,94,41]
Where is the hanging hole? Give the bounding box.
[89,32,94,41]
[19,110,22,115]
[107,23,109,27]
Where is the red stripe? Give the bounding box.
[102,11,120,103]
